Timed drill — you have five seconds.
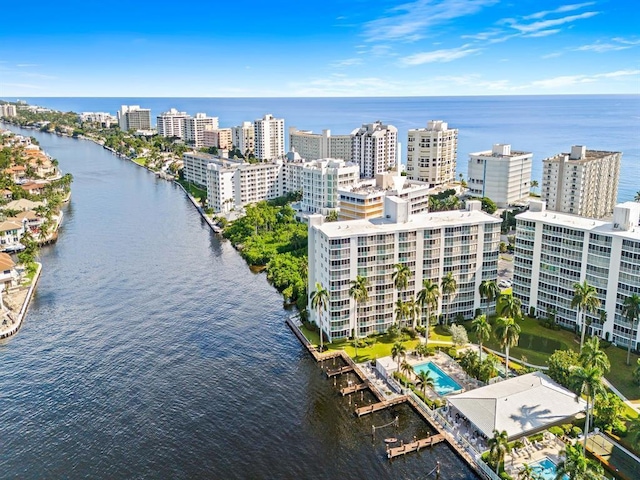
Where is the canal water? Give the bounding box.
[0,126,478,479]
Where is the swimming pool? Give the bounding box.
[530,457,568,480]
[413,361,462,395]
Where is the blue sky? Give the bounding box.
[1,0,638,97]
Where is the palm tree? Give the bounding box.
[570,365,605,452]
[400,359,414,387]
[622,294,640,366]
[310,282,329,353]
[487,429,510,474]
[495,316,521,377]
[479,279,500,315]
[472,314,492,359]
[394,298,408,328]
[349,275,369,360]
[440,272,457,325]
[530,179,539,195]
[579,336,610,374]
[635,190,640,202]
[416,370,435,399]
[571,280,601,352]
[518,463,543,480]
[391,341,406,374]
[405,297,420,329]
[417,278,439,337]
[392,263,411,301]
[555,443,604,480]
[499,294,522,320]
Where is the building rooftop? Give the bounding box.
[315,207,499,237]
[447,371,586,440]
[517,201,640,240]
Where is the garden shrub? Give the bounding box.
[548,426,564,436]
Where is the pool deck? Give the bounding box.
[503,433,565,478]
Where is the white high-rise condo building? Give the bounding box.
[467,144,533,208]
[118,105,151,131]
[231,122,255,157]
[514,200,640,349]
[351,121,397,178]
[298,159,359,215]
[184,113,219,148]
[0,104,18,117]
[308,200,501,342]
[157,108,190,139]
[406,120,458,187]
[254,114,285,160]
[289,128,352,161]
[541,145,621,219]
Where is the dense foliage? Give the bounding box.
[223,200,308,310]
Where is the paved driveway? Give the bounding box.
[498,254,513,286]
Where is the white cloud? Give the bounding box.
[2,83,43,89]
[363,0,498,42]
[289,75,399,96]
[523,29,561,38]
[531,69,640,88]
[575,38,640,52]
[401,44,481,65]
[506,11,599,34]
[330,58,363,68]
[16,63,39,67]
[522,2,595,20]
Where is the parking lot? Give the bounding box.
[498,253,513,289]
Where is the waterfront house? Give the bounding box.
[3,199,44,212]
[20,182,48,196]
[0,252,18,291]
[4,165,26,184]
[0,219,26,252]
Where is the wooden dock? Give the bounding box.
[355,396,408,417]
[326,365,354,377]
[340,382,369,396]
[387,434,445,459]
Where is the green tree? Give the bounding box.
[417,278,439,330]
[392,263,410,301]
[555,443,604,480]
[481,197,497,214]
[472,314,492,359]
[530,180,539,195]
[634,191,640,202]
[633,358,640,386]
[400,359,414,387]
[518,463,543,480]
[440,272,457,325]
[479,279,500,315]
[487,429,510,474]
[495,316,521,377]
[629,416,640,449]
[450,324,468,347]
[405,297,420,330]
[416,370,435,399]
[547,349,581,390]
[579,336,610,374]
[570,365,605,452]
[622,293,640,365]
[499,294,522,320]
[391,341,406,374]
[324,210,339,222]
[594,391,625,433]
[571,280,600,352]
[310,282,329,353]
[394,298,407,328]
[349,275,369,360]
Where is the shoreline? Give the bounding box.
[0,262,42,339]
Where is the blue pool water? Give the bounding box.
[531,457,568,480]
[413,361,462,395]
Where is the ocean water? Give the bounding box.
[14,95,640,203]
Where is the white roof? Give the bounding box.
[447,372,586,439]
[315,208,500,237]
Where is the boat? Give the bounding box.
[384,437,398,444]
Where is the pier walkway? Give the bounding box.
[355,396,408,417]
[387,434,445,459]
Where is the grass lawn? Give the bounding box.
[176,179,207,202]
[299,324,453,363]
[466,315,640,401]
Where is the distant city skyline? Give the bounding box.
[1,0,638,97]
